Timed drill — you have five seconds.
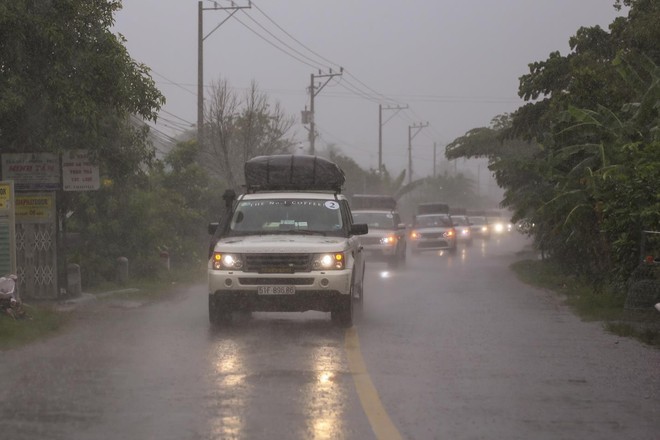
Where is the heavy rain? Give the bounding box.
[1,1,659,439]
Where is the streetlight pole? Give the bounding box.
[197,1,251,148]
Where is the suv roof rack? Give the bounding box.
[244,154,345,193]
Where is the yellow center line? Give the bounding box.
[344,327,403,440]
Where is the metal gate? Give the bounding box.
[15,193,58,299]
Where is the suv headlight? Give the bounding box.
[311,252,345,270]
[211,252,244,270]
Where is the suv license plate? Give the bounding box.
[257,286,295,295]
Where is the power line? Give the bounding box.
[230,13,321,70]
[239,9,332,71]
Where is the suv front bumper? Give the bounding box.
[208,269,352,312]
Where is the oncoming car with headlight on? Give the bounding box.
[207,155,368,327]
[449,214,473,245]
[409,213,457,254]
[468,215,491,240]
[490,218,513,234]
[351,194,407,268]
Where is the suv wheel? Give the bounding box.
[331,295,353,327]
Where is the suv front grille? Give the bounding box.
[244,254,312,273]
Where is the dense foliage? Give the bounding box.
[446,0,660,285]
[66,141,225,284]
[0,0,164,179]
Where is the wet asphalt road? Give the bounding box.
[1,233,659,440]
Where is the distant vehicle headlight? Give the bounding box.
[460,228,470,236]
[481,226,488,232]
[380,235,397,245]
[312,252,345,270]
[410,230,421,240]
[444,229,455,238]
[494,223,504,233]
[211,252,244,270]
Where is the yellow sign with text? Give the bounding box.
[0,183,10,209]
[16,195,53,221]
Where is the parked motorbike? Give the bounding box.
[0,274,26,319]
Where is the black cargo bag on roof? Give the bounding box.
[244,154,345,192]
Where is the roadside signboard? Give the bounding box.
[15,194,56,224]
[1,153,60,191]
[62,150,100,191]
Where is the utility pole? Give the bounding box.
[433,141,437,178]
[307,68,343,154]
[378,104,408,173]
[197,1,251,148]
[407,122,429,184]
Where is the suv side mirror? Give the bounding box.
[350,223,368,236]
[208,222,219,235]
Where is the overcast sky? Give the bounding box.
[113,0,625,179]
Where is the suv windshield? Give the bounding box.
[229,199,344,235]
[352,212,396,229]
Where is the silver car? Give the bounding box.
[409,214,457,254]
[352,210,407,268]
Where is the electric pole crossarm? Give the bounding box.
[307,69,343,154]
[380,105,408,126]
[204,12,238,41]
[378,104,408,173]
[407,122,429,184]
[197,0,252,149]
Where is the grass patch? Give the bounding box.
[0,266,205,351]
[511,259,660,346]
[0,305,70,351]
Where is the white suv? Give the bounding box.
[207,155,368,327]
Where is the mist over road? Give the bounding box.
[1,233,658,439]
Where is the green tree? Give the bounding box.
[67,140,225,284]
[444,1,660,284]
[0,0,164,179]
